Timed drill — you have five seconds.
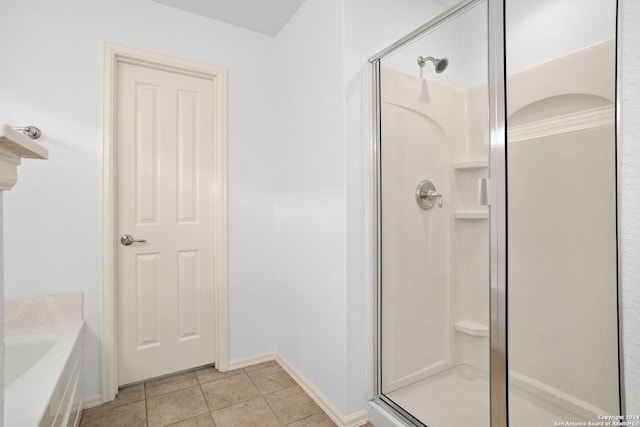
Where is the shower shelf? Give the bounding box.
[455,321,489,337]
[454,211,488,220]
[453,160,488,170]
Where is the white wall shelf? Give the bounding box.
[0,122,48,191]
[454,211,489,220]
[453,160,488,170]
[455,320,489,337]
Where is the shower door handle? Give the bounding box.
[120,234,147,246]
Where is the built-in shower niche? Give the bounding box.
[379,64,490,401]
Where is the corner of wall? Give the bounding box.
[273,0,350,415]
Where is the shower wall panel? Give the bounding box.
[507,40,619,422]
[508,125,618,416]
[380,67,465,393]
[380,65,492,395]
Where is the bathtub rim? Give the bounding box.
[4,320,84,427]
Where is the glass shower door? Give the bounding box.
[505,1,621,425]
[374,1,491,425]
[372,1,622,425]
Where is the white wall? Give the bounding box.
[506,0,617,73]
[620,0,640,414]
[0,0,279,401]
[274,0,349,413]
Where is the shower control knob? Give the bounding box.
[120,234,147,246]
[423,189,443,207]
[432,190,444,207]
[415,180,443,210]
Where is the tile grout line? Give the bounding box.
[282,412,323,427]
[198,369,254,415]
[243,366,285,425]
[197,369,215,419]
[145,372,200,400]
[146,375,206,427]
[197,366,266,421]
[186,371,215,426]
[200,365,290,424]
[148,371,225,426]
[144,382,149,427]
[269,384,326,425]
[246,366,325,426]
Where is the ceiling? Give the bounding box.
[151,0,307,36]
[151,0,464,37]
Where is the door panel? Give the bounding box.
[117,62,215,385]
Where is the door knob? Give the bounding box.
[120,234,147,246]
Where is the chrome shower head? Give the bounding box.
[434,57,448,73]
[417,56,449,73]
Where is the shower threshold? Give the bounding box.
[384,364,589,427]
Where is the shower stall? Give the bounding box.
[370,0,621,426]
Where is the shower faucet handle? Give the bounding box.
[429,189,443,207]
[423,189,443,207]
[415,180,443,210]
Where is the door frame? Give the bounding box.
[102,43,229,402]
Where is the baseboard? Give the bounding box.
[227,352,277,371]
[83,394,103,409]
[275,353,369,427]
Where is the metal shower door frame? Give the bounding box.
[488,0,507,424]
[368,0,508,425]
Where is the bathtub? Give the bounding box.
[4,321,84,427]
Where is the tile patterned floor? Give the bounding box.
[80,361,375,427]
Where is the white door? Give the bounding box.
[116,61,215,385]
